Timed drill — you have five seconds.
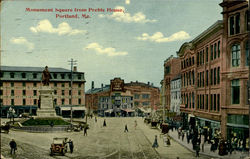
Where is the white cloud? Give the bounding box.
[85,43,128,57]
[99,6,156,23]
[30,19,87,36]
[136,31,190,43]
[10,37,34,51]
[125,0,130,5]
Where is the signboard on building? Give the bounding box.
[111,78,125,92]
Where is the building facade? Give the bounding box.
[0,66,86,118]
[170,76,181,115]
[86,78,160,117]
[174,0,249,141]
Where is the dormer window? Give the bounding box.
[229,13,240,35]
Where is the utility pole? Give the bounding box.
[248,31,250,156]
[68,58,77,127]
[162,79,166,124]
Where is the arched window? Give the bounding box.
[246,41,249,66]
[231,44,240,67]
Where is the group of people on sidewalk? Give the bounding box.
[175,125,249,157]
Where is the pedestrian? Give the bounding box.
[124,124,128,132]
[195,142,200,157]
[152,135,159,148]
[167,137,171,146]
[68,139,74,153]
[9,139,17,155]
[95,117,97,123]
[182,131,185,141]
[134,120,137,130]
[103,119,107,127]
[84,125,88,136]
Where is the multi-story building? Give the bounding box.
[85,78,160,117]
[163,55,181,111]
[175,0,249,141]
[0,66,86,118]
[220,0,249,140]
[170,75,181,115]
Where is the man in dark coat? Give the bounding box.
[84,125,88,136]
[195,142,200,157]
[124,124,128,132]
[103,119,107,127]
[68,139,74,153]
[9,139,17,155]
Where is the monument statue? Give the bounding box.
[42,66,52,86]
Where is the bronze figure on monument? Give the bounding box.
[42,66,52,86]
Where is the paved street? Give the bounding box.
[1,117,208,159]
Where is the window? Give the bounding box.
[62,83,65,87]
[206,94,208,110]
[78,74,81,80]
[23,82,26,87]
[0,72,3,78]
[246,41,249,66]
[217,67,220,84]
[54,99,57,105]
[78,83,82,88]
[214,68,216,85]
[21,73,26,78]
[78,98,81,104]
[11,99,14,105]
[197,73,200,87]
[142,94,150,99]
[211,69,213,85]
[197,53,199,66]
[206,70,208,86]
[23,90,26,96]
[78,90,81,95]
[197,95,200,109]
[189,71,191,85]
[231,79,240,104]
[202,72,204,87]
[189,58,191,66]
[214,43,217,59]
[10,73,14,78]
[165,66,171,74]
[186,59,189,67]
[62,99,65,105]
[33,90,37,96]
[0,90,2,95]
[11,82,14,87]
[68,74,72,79]
[192,57,194,65]
[232,44,241,67]
[206,47,208,62]
[23,99,26,105]
[54,83,57,87]
[69,90,72,95]
[192,92,194,108]
[229,13,240,35]
[217,94,220,112]
[210,45,213,61]
[210,94,213,110]
[54,90,57,95]
[34,99,37,105]
[214,94,216,111]
[53,73,57,79]
[33,73,37,79]
[246,11,249,31]
[69,99,72,105]
[192,71,195,85]
[134,94,140,99]
[61,74,65,79]
[218,41,220,58]
[11,90,14,96]
[33,82,37,87]
[62,90,65,96]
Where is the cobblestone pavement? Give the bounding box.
[1,117,208,159]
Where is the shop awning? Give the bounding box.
[121,109,135,113]
[104,109,113,113]
[196,117,220,124]
[60,106,86,111]
[138,107,151,113]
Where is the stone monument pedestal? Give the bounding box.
[36,86,57,118]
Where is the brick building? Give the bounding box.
[174,0,249,141]
[86,78,160,117]
[162,55,181,111]
[0,66,86,118]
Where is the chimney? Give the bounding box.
[136,80,138,83]
[101,83,103,90]
[91,81,94,90]
[151,83,154,86]
[148,82,150,85]
[73,66,77,72]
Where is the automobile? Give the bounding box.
[50,137,68,156]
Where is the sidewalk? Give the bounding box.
[167,129,248,159]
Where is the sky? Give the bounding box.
[1,0,222,90]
